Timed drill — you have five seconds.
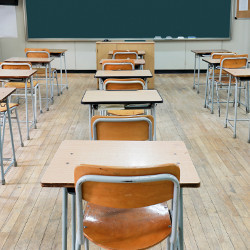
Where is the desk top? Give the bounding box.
[0,69,37,79]
[223,68,250,78]
[41,140,200,188]
[95,70,152,78]
[49,49,67,54]
[202,58,250,65]
[191,49,229,55]
[81,90,163,104]
[100,59,145,65]
[109,50,145,56]
[5,57,54,63]
[0,87,16,102]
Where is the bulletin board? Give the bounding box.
[236,0,250,18]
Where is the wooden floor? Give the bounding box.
[0,73,249,250]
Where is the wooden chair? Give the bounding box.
[24,48,60,97]
[91,115,154,140]
[215,54,248,116]
[112,50,138,59]
[103,78,146,116]
[102,59,135,70]
[0,62,42,124]
[74,163,180,250]
[0,103,23,147]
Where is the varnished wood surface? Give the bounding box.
[203,58,250,65]
[81,90,163,104]
[5,57,54,63]
[191,49,229,55]
[0,73,249,249]
[49,49,67,54]
[0,69,37,78]
[99,58,145,65]
[223,68,250,78]
[0,87,16,102]
[41,140,200,188]
[108,50,146,55]
[95,69,152,78]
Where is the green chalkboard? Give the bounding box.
[25,0,231,39]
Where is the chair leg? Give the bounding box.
[224,76,232,128]
[84,238,89,250]
[38,84,42,114]
[34,86,37,123]
[2,113,6,146]
[15,108,24,147]
[215,82,221,117]
[55,71,60,96]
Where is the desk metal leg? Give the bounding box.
[30,76,37,129]
[179,187,184,250]
[197,55,201,94]
[24,79,30,140]
[49,63,53,104]
[0,115,4,185]
[71,193,76,250]
[204,64,209,108]
[89,105,93,140]
[62,187,68,250]
[224,76,232,128]
[45,64,49,111]
[193,54,196,89]
[151,104,156,140]
[64,53,69,90]
[246,81,249,113]
[233,79,238,138]
[211,65,215,114]
[60,54,63,94]
[6,99,17,167]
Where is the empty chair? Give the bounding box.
[1,62,42,138]
[112,49,138,59]
[24,48,60,97]
[103,78,146,116]
[102,59,135,70]
[215,54,248,116]
[74,163,180,250]
[91,115,154,141]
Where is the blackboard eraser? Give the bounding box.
[188,36,196,39]
[102,39,110,42]
[177,36,185,39]
[154,36,162,40]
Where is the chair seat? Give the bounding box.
[83,202,171,250]
[0,103,18,112]
[108,109,144,116]
[34,67,57,75]
[4,80,39,89]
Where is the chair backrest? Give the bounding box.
[102,59,135,70]
[24,48,50,58]
[103,78,145,90]
[211,52,235,59]
[112,50,138,59]
[74,163,180,209]
[220,54,248,69]
[0,62,32,70]
[91,115,154,141]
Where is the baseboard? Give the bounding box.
[57,69,207,74]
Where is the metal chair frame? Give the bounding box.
[92,116,153,141]
[25,50,60,101]
[102,62,135,70]
[75,173,180,250]
[112,51,138,59]
[103,79,146,90]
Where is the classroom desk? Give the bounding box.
[99,58,145,70]
[223,68,250,142]
[191,49,229,94]
[0,88,17,185]
[108,50,146,57]
[49,49,69,94]
[202,58,250,114]
[95,69,152,89]
[81,90,162,140]
[5,57,54,111]
[0,69,37,140]
[41,140,200,250]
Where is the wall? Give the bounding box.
[0,0,249,70]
